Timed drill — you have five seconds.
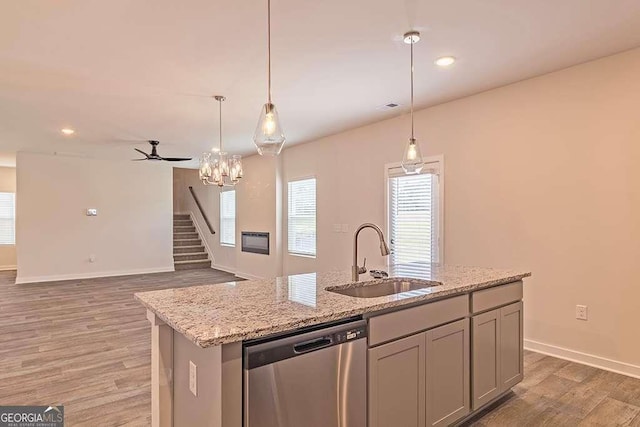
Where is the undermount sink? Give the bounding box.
[326,279,442,298]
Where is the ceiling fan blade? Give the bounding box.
[161,157,193,162]
[134,148,150,158]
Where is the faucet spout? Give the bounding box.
[352,223,391,281]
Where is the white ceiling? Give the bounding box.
[2,0,640,162]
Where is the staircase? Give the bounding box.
[173,214,211,270]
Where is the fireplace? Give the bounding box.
[241,232,270,255]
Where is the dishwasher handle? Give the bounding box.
[245,319,367,369]
[293,336,333,354]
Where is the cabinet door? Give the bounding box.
[500,301,524,390]
[369,333,426,427]
[471,309,501,410]
[425,319,470,427]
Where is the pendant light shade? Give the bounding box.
[402,138,424,174]
[253,0,286,156]
[401,31,425,175]
[254,102,285,155]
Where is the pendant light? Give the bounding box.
[200,96,244,187]
[401,31,425,175]
[253,0,285,156]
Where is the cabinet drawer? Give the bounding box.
[369,295,469,347]
[471,281,522,314]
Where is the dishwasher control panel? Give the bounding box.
[337,326,366,343]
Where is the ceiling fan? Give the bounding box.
[133,140,192,162]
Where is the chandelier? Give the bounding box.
[200,95,244,187]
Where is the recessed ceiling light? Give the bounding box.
[60,128,75,135]
[435,56,456,67]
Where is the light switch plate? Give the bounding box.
[189,360,197,396]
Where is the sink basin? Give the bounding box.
[326,279,442,298]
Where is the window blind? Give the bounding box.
[288,178,316,256]
[219,190,236,246]
[388,170,439,266]
[0,192,15,245]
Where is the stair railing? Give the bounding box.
[188,186,216,234]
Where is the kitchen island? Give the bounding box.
[136,264,531,427]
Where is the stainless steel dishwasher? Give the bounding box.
[243,319,367,427]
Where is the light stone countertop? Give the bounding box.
[135,264,531,348]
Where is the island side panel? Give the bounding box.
[222,342,243,427]
[147,310,173,427]
[172,332,243,427]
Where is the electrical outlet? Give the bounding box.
[189,360,197,396]
[576,305,588,320]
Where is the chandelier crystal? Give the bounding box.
[200,96,244,187]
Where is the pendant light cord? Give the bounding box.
[219,98,223,152]
[410,37,414,140]
[267,0,272,104]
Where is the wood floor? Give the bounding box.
[0,268,237,426]
[466,350,640,426]
[1,269,639,426]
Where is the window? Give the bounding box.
[288,178,316,257]
[388,161,441,267]
[0,192,15,245]
[220,190,236,246]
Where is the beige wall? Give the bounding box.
[235,155,283,280]
[0,166,16,269]
[16,152,174,283]
[276,48,640,370]
[173,168,236,271]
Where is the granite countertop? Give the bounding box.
[135,264,531,348]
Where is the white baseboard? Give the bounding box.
[211,263,237,275]
[0,265,17,271]
[525,339,640,379]
[15,266,175,284]
[234,271,264,281]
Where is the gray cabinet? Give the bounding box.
[425,319,470,427]
[471,301,523,410]
[369,333,426,427]
[500,301,524,390]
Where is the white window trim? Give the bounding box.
[219,190,236,247]
[384,155,445,265]
[287,176,317,258]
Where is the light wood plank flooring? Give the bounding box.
[0,269,237,426]
[465,350,640,426]
[2,270,639,426]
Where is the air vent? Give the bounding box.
[376,102,401,111]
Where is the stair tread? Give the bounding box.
[174,259,211,265]
[174,252,208,257]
